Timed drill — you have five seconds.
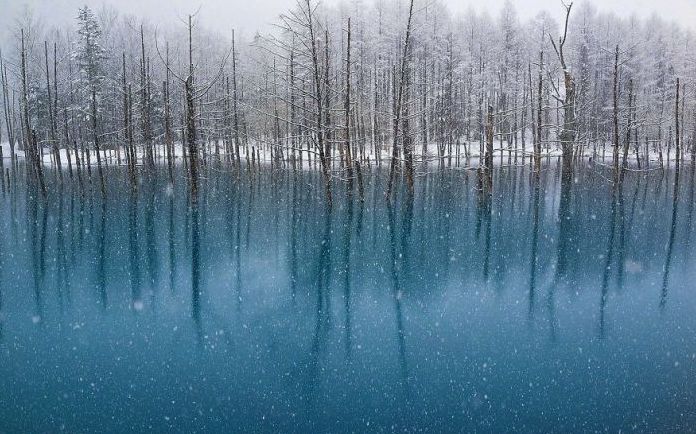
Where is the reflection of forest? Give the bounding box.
[0,161,691,342]
[1,161,695,434]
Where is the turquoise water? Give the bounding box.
[0,162,695,432]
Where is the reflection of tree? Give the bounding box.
[191,191,203,343]
[528,170,542,323]
[305,200,332,408]
[97,195,107,309]
[619,179,642,291]
[342,185,354,358]
[145,175,159,299]
[236,181,243,310]
[245,179,254,251]
[56,187,70,313]
[555,162,573,283]
[0,204,3,342]
[387,198,410,399]
[224,176,236,300]
[129,190,142,309]
[400,190,414,291]
[477,180,493,283]
[290,172,299,305]
[599,181,621,338]
[28,191,48,324]
[661,164,681,309]
[69,194,76,283]
[548,162,574,341]
[168,193,176,294]
[685,164,696,254]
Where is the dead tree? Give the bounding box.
[91,87,106,196]
[675,77,681,163]
[185,16,199,196]
[386,0,415,199]
[123,53,137,189]
[156,13,230,198]
[293,0,333,203]
[344,18,354,185]
[1,50,17,166]
[324,30,332,165]
[140,25,154,171]
[549,2,575,169]
[612,44,620,171]
[20,29,47,195]
[163,44,174,183]
[485,104,494,189]
[536,51,543,172]
[44,41,61,177]
[231,29,241,169]
[620,78,633,181]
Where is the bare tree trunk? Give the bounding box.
[486,104,494,174]
[141,25,154,170]
[63,102,73,178]
[675,77,681,162]
[304,0,332,204]
[20,29,47,195]
[186,15,199,197]
[621,78,633,179]
[386,0,415,199]
[345,18,354,187]
[232,30,241,169]
[123,53,136,189]
[91,87,106,196]
[613,45,620,172]
[536,51,543,172]
[44,41,62,178]
[324,30,332,166]
[403,56,414,195]
[289,47,296,167]
[164,44,174,184]
[1,51,17,166]
[550,3,575,169]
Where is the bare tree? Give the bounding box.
[386,0,415,199]
[20,29,47,195]
[549,2,575,168]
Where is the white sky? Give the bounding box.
[0,0,694,45]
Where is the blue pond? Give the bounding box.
[0,162,695,432]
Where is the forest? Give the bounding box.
[0,0,694,200]
[2,1,696,431]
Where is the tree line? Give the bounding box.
[1,0,694,199]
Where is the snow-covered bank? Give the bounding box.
[0,140,687,171]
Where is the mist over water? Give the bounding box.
[0,161,695,432]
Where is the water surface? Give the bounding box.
[0,162,695,432]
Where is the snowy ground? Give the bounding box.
[0,140,684,170]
